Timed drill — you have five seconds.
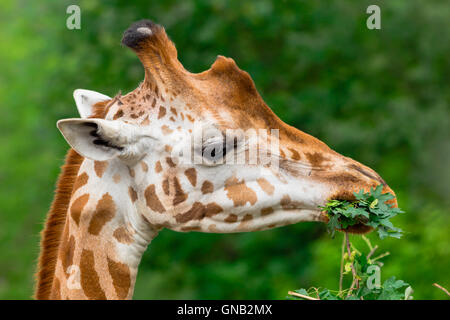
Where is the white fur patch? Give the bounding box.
[136,27,152,36]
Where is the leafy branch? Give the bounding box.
[322,185,404,239]
[288,186,412,300]
[288,235,413,300]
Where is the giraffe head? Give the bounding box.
[58,20,397,235]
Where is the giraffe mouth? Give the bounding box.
[319,209,373,234]
[320,193,378,235]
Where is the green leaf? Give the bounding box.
[295,288,309,295]
[318,289,340,300]
[324,186,404,239]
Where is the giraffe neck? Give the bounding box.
[48,158,159,300]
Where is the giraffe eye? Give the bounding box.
[201,139,227,162]
[200,134,239,165]
[198,130,240,166]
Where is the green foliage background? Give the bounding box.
[0,0,448,299]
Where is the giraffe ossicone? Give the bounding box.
[36,19,398,300]
[136,27,152,36]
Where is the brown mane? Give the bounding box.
[35,100,110,299]
[34,148,84,299]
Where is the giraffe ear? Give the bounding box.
[73,89,111,118]
[57,118,140,161]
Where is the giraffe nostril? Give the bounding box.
[348,164,386,186]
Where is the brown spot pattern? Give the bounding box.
[113,109,124,120]
[155,161,162,173]
[261,207,274,216]
[184,168,197,187]
[70,193,89,226]
[162,178,170,195]
[257,178,274,195]
[158,106,166,119]
[94,161,108,178]
[306,152,328,167]
[80,249,106,300]
[166,157,176,167]
[113,173,121,183]
[88,193,116,235]
[208,224,218,232]
[161,125,173,135]
[141,116,150,125]
[140,161,149,172]
[175,202,223,223]
[175,202,204,223]
[280,195,303,209]
[201,181,214,194]
[144,184,166,213]
[113,227,134,245]
[173,177,187,206]
[328,173,360,185]
[181,226,201,232]
[128,186,138,202]
[288,148,301,161]
[224,177,257,206]
[281,195,291,208]
[224,214,238,223]
[205,202,223,217]
[72,172,88,195]
[59,225,75,275]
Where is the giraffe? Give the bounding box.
[35,20,397,300]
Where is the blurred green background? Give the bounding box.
[0,0,448,299]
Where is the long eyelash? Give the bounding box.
[201,140,232,158]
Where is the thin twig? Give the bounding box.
[367,245,379,260]
[372,251,390,262]
[347,278,359,297]
[433,283,450,296]
[312,287,320,299]
[339,235,345,295]
[350,242,361,256]
[288,291,320,300]
[345,233,359,297]
[362,235,373,251]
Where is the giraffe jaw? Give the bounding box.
[162,207,327,234]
